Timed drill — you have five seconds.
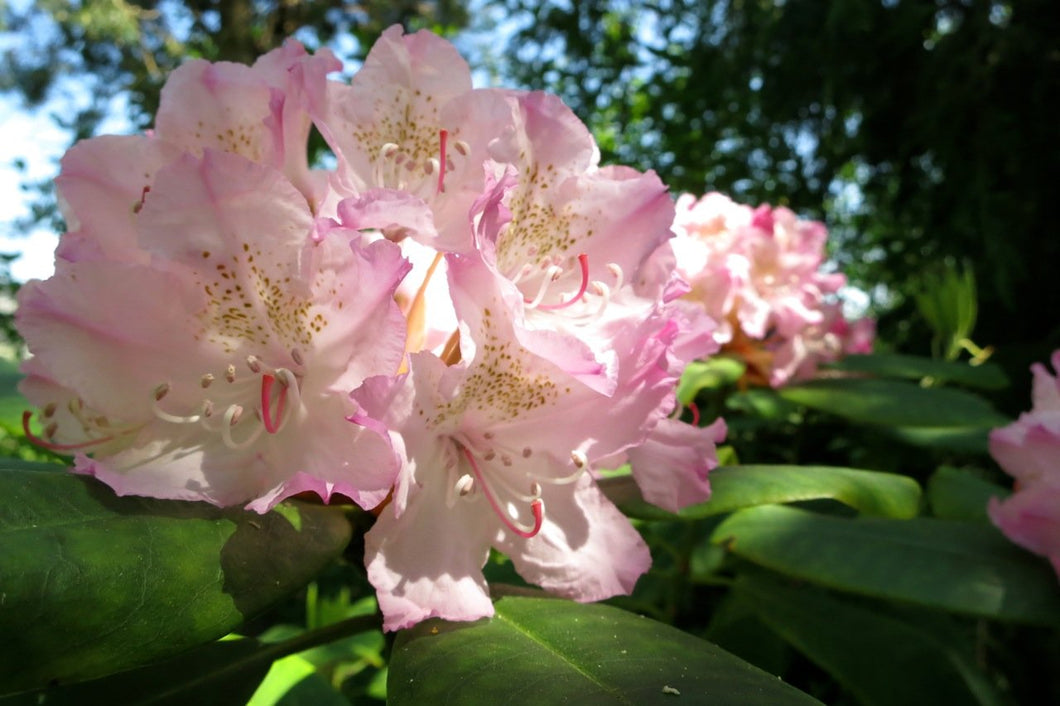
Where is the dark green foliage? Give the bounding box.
[496,0,1059,363]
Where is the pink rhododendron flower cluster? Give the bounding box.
[670,191,874,386]
[988,350,1060,578]
[15,27,726,630]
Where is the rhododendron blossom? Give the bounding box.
[16,26,727,630]
[988,350,1060,578]
[671,191,874,386]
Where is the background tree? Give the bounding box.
[494,0,1059,398]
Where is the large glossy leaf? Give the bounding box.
[712,505,1060,625]
[823,353,1008,390]
[0,467,352,693]
[389,596,821,705]
[735,575,1006,706]
[0,638,270,706]
[601,464,921,521]
[927,466,1010,522]
[776,378,1008,428]
[884,426,991,453]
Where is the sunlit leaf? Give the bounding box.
[0,467,352,692]
[601,464,921,521]
[776,378,1008,428]
[389,596,821,705]
[0,638,268,706]
[712,505,1060,625]
[823,353,1008,389]
[677,357,747,403]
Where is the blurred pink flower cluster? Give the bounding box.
[670,192,874,386]
[989,350,1060,578]
[15,28,726,630]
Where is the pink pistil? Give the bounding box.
[21,410,115,452]
[260,374,287,434]
[437,129,449,194]
[536,253,590,311]
[689,402,701,426]
[461,445,544,539]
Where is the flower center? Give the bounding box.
[449,437,588,539]
[373,129,469,199]
[150,350,305,450]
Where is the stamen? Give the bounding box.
[455,474,475,496]
[537,254,590,311]
[437,129,449,194]
[220,404,263,450]
[290,348,305,366]
[453,139,470,156]
[537,450,590,486]
[21,410,116,453]
[607,262,624,290]
[524,265,564,309]
[246,355,262,373]
[225,365,237,383]
[461,445,544,538]
[510,262,535,285]
[589,281,611,318]
[151,384,203,424]
[42,402,57,418]
[200,373,215,389]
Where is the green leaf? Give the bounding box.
[389,596,821,705]
[928,466,1010,522]
[0,357,27,429]
[0,639,270,706]
[712,505,1060,625]
[0,468,352,693]
[735,575,1006,706]
[777,378,1008,428]
[249,654,347,706]
[601,465,921,521]
[823,353,1008,390]
[885,426,991,453]
[676,357,747,403]
[2,613,383,705]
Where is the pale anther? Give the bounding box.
[225,365,237,383]
[571,450,588,468]
[246,355,262,373]
[291,348,305,366]
[153,383,171,401]
[455,474,475,496]
[201,373,215,388]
